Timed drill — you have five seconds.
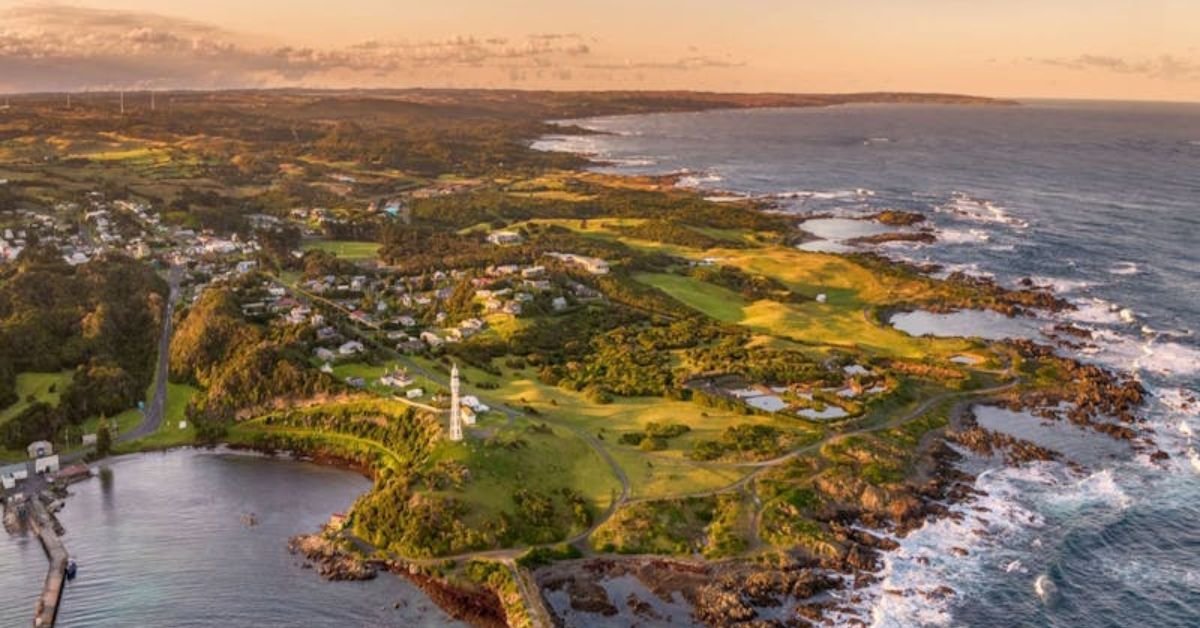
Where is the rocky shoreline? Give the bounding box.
[288,531,510,627]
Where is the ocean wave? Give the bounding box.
[937,227,992,244]
[1030,276,1095,294]
[528,134,606,156]
[1085,329,1200,377]
[935,192,1030,229]
[869,463,1052,628]
[1065,297,1126,325]
[676,172,724,188]
[931,262,995,279]
[1107,261,1140,276]
[605,156,658,167]
[1040,468,1131,511]
[772,188,874,201]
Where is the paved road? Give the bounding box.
[120,265,181,443]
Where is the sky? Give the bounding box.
[1,0,1198,101]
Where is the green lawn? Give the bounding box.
[302,240,381,261]
[429,418,622,533]
[330,361,444,401]
[0,370,73,426]
[634,271,973,359]
[114,383,200,452]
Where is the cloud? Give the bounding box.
[1038,53,1200,81]
[0,3,599,91]
[583,55,745,72]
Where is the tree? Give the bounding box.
[95,419,112,457]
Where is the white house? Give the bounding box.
[461,395,490,414]
[379,369,414,388]
[315,347,336,362]
[406,388,424,399]
[338,340,365,356]
[545,252,610,275]
[487,230,524,246]
[419,331,443,347]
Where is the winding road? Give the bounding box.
[119,264,182,443]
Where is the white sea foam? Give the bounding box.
[772,188,873,202]
[937,228,991,244]
[1031,276,1094,294]
[529,134,605,156]
[1086,329,1200,377]
[606,156,658,167]
[1108,261,1140,276]
[1034,574,1057,604]
[1064,298,1125,325]
[932,262,995,280]
[935,192,1029,229]
[676,172,723,188]
[869,464,1056,627]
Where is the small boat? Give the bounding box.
[65,559,77,580]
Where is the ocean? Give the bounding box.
[0,449,461,627]
[534,101,1200,627]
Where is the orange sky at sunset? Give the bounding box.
[1,0,1198,100]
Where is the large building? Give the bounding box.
[448,362,464,442]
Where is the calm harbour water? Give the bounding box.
[536,101,1200,627]
[1,449,463,627]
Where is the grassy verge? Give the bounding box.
[302,240,381,261]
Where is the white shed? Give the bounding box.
[34,455,60,475]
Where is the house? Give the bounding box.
[461,395,490,414]
[546,252,610,275]
[487,230,524,246]
[552,296,569,312]
[406,388,424,399]
[397,315,417,327]
[346,377,366,388]
[320,362,334,374]
[236,260,257,274]
[459,318,486,334]
[337,340,365,356]
[396,338,425,353]
[315,347,336,362]
[379,369,414,388]
[81,433,98,446]
[419,331,443,347]
[34,455,60,475]
[1,462,28,489]
[27,441,53,459]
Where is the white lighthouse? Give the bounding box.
[448,362,463,442]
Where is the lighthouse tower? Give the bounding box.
[448,362,463,442]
